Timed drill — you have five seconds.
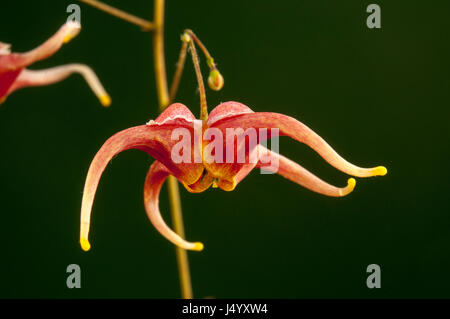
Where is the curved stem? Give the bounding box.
[184,29,216,69]
[152,0,193,299]
[78,0,154,30]
[169,40,188,102]
[169,32,208,119]
[185,37,208,121]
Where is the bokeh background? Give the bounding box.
[1,0,449,298]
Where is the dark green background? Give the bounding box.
[1,0,449,298]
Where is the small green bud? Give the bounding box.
[208,68,224,91]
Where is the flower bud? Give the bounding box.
[208,68,224,91]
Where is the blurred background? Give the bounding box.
[0,0,449,298]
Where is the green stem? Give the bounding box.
[185,36,208,121]
[152,0,194,299]
[78,0,154,30]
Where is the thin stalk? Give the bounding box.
[169,30,223,109]
[184,29,216,69]
[169,40,188,102]
[185,37,208,121]
[152,0,193,299]
[78,0,154,30]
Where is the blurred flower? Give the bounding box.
[0,21,110,106]
[79,101,386,252]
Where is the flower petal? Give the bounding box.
[234,147,259,185]
[0,68,22,103]
[207,101,253,126]
[80,109,204,250]
[183,169,214,193]
[151,102,196,124]
[199,102,259,190]
[211,105,387,178]
[143,161,203,251]
[257,146,355,197]
[0,21,81,74]
[213,146,259,191]
[6,65,111,106]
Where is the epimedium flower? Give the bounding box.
[0,21,110,106]
[79,101,387,252]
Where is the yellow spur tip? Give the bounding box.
[99,94,111,107]
[63,35,75,44]
[373,166,387,176]
[347,178,356,190]
[80,238,91,251]
[193,242,204,251]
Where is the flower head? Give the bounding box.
[0,21,110,106]
[79,101,386,252]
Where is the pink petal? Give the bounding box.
[234,146,259,184]
[5,64,111,106]
[257,146,355,197]
[200,102,260,190]
[80,106,204,251]
[211,107,387,178]
[207,101,253,126]
[212,146,259,191]
[0,68,21,102]
[153,102,196,124]
[143,161,203,251]
[0,21,81,74]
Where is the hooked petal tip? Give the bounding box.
[339,178,356,196]
[63,35,74,44]
[63,22,81,44]
[99,94,111,107]
[372,166,387,176]
[347,177,356,191]
[193,242,204,251]
[80,238,91,251]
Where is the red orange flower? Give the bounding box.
[79,101,386,252]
